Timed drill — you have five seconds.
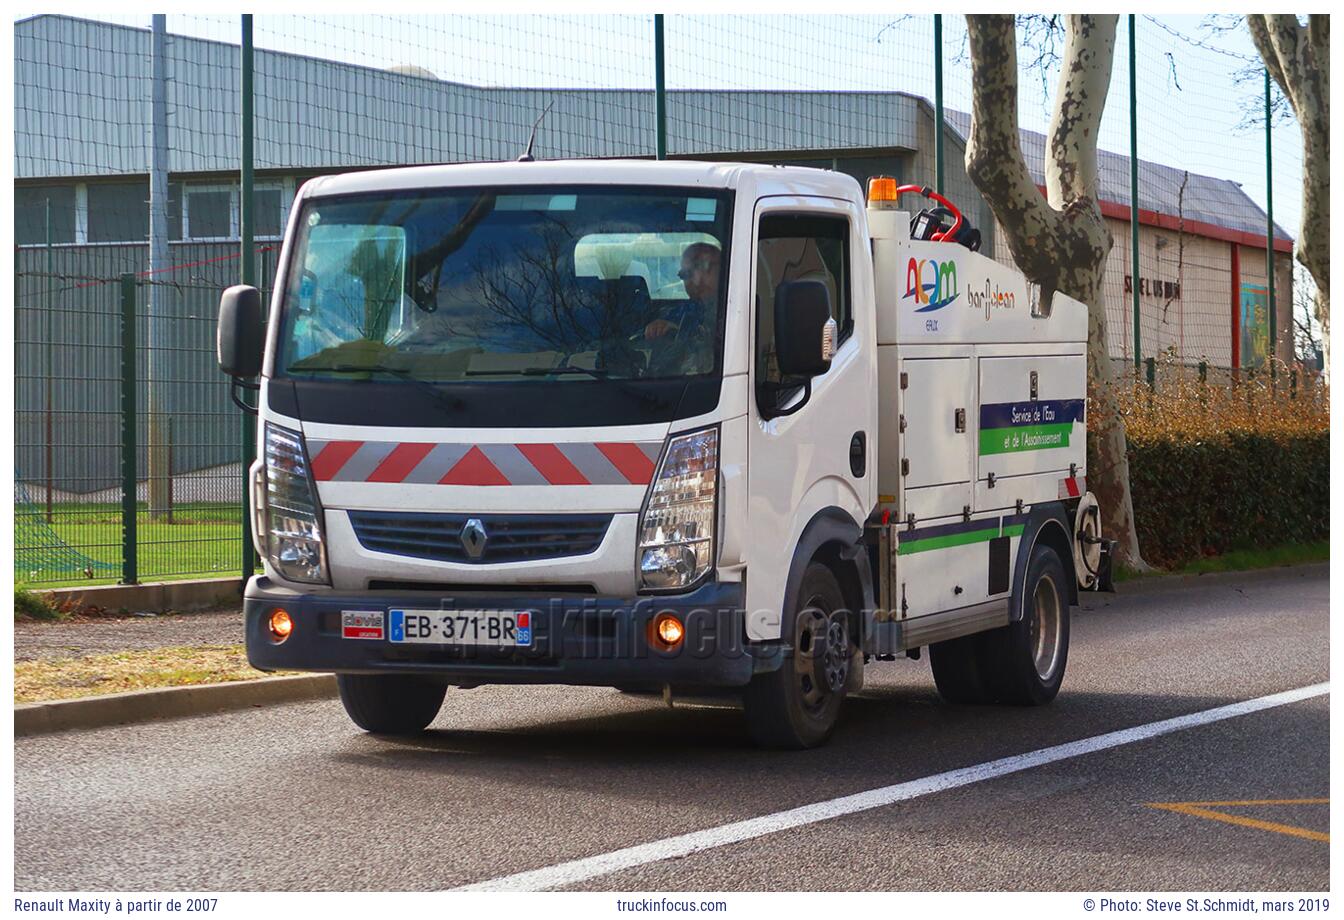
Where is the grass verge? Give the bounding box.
[14,644,290,704]
[1116,540,1329,583]
[14,588,65,621]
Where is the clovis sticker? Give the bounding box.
[341,610,385,640]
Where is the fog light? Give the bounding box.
[652,612,684,649]
[269,608,293,642]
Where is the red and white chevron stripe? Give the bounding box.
[1058,475,1087,499]
[307,439,662,487]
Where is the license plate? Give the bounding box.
[388,609,532,647]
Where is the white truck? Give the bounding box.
[218,159,1113,749]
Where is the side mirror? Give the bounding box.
[217,284,264,379]
[774,280,837,378]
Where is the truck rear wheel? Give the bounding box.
[930,543,1070,706]
[337,673,448,735]
[982,543,1071,705]
[742,563,851,749]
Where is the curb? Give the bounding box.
[39,577,243,615]
[15,673,337,737]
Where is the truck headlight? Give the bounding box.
[263,423,329,585]
[638,427,718,592]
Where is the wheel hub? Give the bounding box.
[822,617,849,693]
[793,601,850,712]
[1030,574,1062,680]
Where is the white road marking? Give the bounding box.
[455,682,1329,891]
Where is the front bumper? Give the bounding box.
[244,576,756,689]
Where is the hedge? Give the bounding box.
[1125,430,1328,569]
[1092,365,1329,570]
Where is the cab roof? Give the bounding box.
[300,158,858,200]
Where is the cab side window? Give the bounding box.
[755,214,851,411]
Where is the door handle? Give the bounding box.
[849,431,866,477]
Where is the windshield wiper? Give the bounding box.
[521,365,610,379]
[302,364,464,412]
[461,365,610,379]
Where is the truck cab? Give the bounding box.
[218,159,1108,748]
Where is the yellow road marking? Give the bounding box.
[1146,799,1329,843]
[1156,798,1329,807]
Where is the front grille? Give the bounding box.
[347,511,613,565]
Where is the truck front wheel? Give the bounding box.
[742,563,852,749]
[336,673,449,735]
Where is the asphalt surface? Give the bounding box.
[14,564,1329,891]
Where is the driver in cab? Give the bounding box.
[642,242,720,374]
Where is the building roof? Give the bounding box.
[15,15,923,179]
[942,111,1291,246]
[16,14,1289,246]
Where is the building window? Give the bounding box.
[254,187,284,237]
[21,179,288,245]
[181,182,287,241]
[86,181,149,243]
[15,185,77,245]
[184,186,235,240]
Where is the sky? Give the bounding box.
[17,12,1304,239]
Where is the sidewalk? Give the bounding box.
[14,608,245,663]
[13,606,335,735]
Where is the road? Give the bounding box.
[14,564,1329,891]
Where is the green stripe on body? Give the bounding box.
[898,522,1024,556]
[979,423,1074,455]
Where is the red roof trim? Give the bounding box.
[1033,185,1292,253]
[1097,198,1293,254]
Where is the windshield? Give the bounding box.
[278,186,732,384]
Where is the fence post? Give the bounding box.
[147,13,172,520]
[1264,68,1277,386]
[167,415,175,524]
[654,14,666,160]
[1129,14,1141,375]
[934,14,945,194]
[1145,356,1155,390]
[240,14,257,582]
[44,197,54,524]
[120,273,138,585]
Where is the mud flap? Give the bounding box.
[1094,539,1117,593]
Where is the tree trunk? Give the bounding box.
[1083,291,1144,569]
[965,14,1149,569]
[1247,14,1329,380]
[1316,287,1330,378]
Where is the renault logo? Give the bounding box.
[460,518,488,560]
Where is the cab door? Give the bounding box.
[744,195,877,641]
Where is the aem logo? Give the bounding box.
[904,257,959,312]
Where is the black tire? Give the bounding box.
[336,673,448,735]
[929,632,997,704]
[742,563,853,749]
[980,543,1071,705]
